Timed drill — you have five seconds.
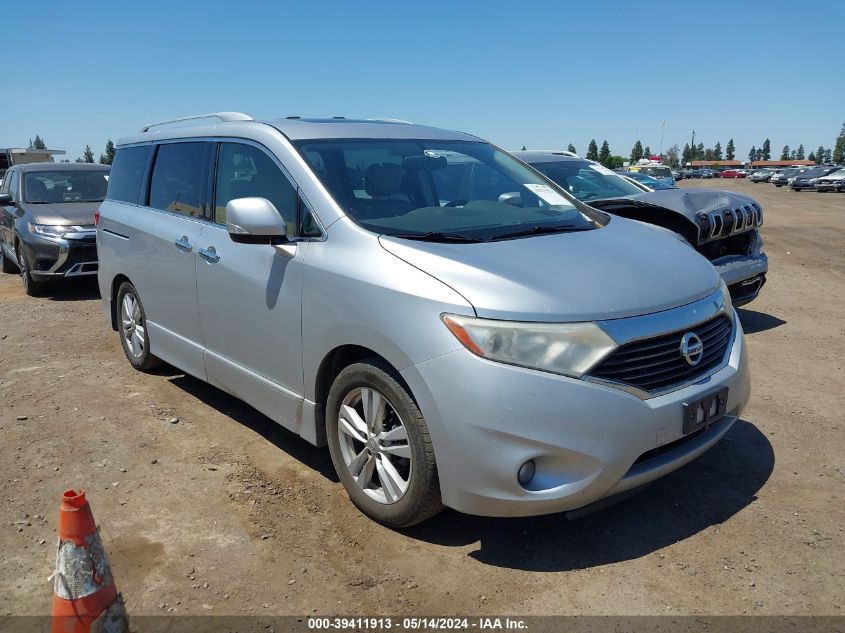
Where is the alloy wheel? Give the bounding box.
[121,292,145,359]
[19,252,30,292]
[337,387,412,504]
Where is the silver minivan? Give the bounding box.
[98,113,750,527]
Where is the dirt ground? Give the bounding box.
[1,179,843,617]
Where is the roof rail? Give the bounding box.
[365,118,413,124]
[140,112,253,133]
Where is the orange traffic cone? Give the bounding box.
[50,489,128,633]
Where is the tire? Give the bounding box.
[326,359,443,528]
[0,245,19,273]
[116,281,162,371]
[17,245,46,296]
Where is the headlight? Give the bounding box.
[808,178,818,184]
[720,279,733,312]
[441,314,617,378]
[28,223,85,237]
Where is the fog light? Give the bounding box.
[517,460,536,485]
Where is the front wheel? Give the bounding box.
[18,246,46,296]
[326,359,443,528]
[116,282,162,371]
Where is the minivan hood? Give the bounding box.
[22,202,100,225]
[379,217,720,322]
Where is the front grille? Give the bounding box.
[697,231,753,260]
[588,315,733,393]
[703,204,762,240]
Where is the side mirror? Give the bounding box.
[497,192,523,207]
[226,197,289,244]
[0,193,12,205]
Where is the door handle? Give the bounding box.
[198,246,220,263]
[175,236,193,251]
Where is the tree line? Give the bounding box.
[669,126,845,167]
[528,122,845,170]
[29,122,845,171]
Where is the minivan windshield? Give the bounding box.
[24,170,109,204]
[529,159,645,201]
[295,139,605,241]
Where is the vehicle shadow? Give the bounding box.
[45,278,101,301]
[403,420,773,571]
[160,367,772,572]
[737,308,786,334]
[164,371,339,483]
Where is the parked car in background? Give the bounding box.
[98,114,750,527]
[672,170,683,181]
[789,166,843,191]
[718,169,746,179]
[516,151,768,306]
[749,170,774,182]
[770,168,803,187]
[699,169,716,179]
[814,168,845,192]
[627,162,675,188]
[623,170,677,190]
[630,163,672,179]
[0,162,108,295]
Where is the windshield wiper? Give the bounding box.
[389,231,484,243]
[491,224,588,240]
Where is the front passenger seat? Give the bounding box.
[362,163,414,219]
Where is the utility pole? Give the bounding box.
[691,129,696,158]
[659,121,666,156]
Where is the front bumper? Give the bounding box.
[400,312,750,517]
[816,181,844,192]
[20,230,98,280]
[712,252,768,307]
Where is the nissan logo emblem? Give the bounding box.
[680,332,704,366]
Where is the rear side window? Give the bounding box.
[149,142,208,217]
[107,146,151,204]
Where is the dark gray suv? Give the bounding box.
[0,162,109,295]
[515,151,768,306]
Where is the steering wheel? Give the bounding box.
[444,199,469,208]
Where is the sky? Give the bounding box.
[2,1,843,162]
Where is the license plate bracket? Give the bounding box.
[683,387,728,435]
